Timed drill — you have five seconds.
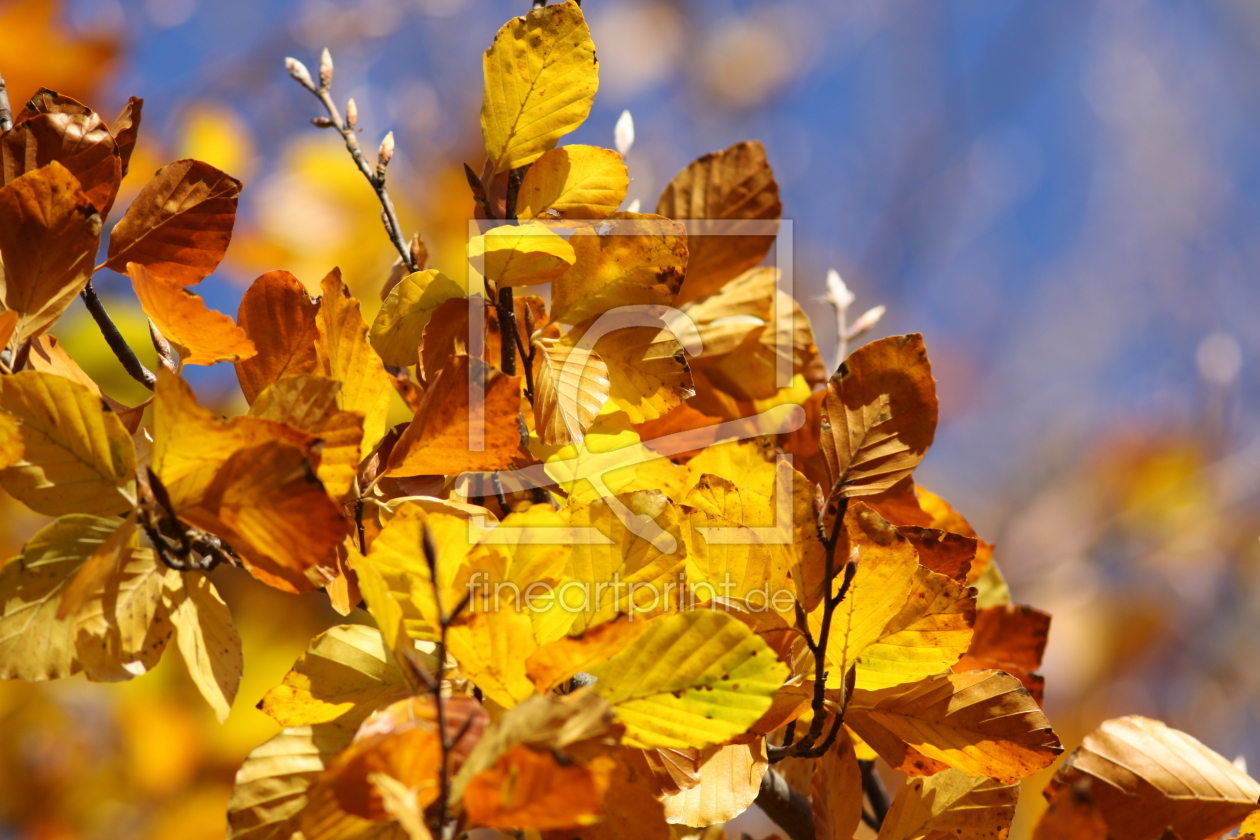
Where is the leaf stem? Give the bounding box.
[81,280,157,389]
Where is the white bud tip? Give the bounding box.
[615,110,635,158]
[625,198,641,214]
[319,48,334,88]
[346,98,358,128]
[379,131,395,164]
[285,57,315,89]
[826,269,855,309]
[849,305,886,336]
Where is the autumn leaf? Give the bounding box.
[525,614,650,693]
[955,603,1050,704]
[369,268,465,367]
[0,515,171,682]
[110,95,144,180]
[517,145,628,223]
[315,268,393,455]
[1,106,121,215]
[480,0,599,174]
[258,624,416,728]
[661,741,768,827]
[656,141,781,305]
[876,769,1019,840]
[128,262,256,365]
[563,317,695,424]
[590,610,789,749]
[532,332,611,446]
[821,334,938,500]
[550,213,687,325]
[469,222,576,288]
[1045,715,1260,840]
[104,158,241,284]
[465,745,615,830]
[56,510,136,619]
[447,607,538,709]
[0,161,101,343]
[846,669,1062,783]
[1033,782,1109,840]
[811,728,863,840]
[235,269,321,404]
[166,571,243,723]
[384,355,523,477]
[0,370,136,516]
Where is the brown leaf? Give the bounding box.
[900,527,976,583]
[109,96,143,179]
[1033,781,1109,840]
[384,355,522,477]
[104,158,241,284]
[235,269,321,404]
[1045,715,1260,840]
[954,603,1050,704]
[655,141,781,305]
[821,334,938,500]
[811,728,863,840]
[0,161,101,343]
[876,768,1020,840]
[1,108,121,215]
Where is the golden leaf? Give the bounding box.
[876,769,1019,840]
[259,624,416,729]
[661,740,768,827]
[0,515,171,682]
[590,610,789,749]
[0,161,101,343]
[480,0,599,173]
[846,670,1062,784]
[567,318,694,424]
[699,291,820,402]
[531,333,610,446]
[235,269,321,404]
[954,603,1050,704]
[0,370,136,516]
[655,141,781,305]
[1045,715,1260,840]
[448,607,538,709]
[465,745,614,830]
[821,334,938,499]
[517,145,628,223]
[369,269,465,367]
[316,268,393,455]
[524,614,647,695]
[56,509,136,619]
[469,222,576,288]
[384,355,522,477]
[550,212,687,325]
[1,106,121,214]
[128,262,256,365]
[811,728,863,840]
[166,570,242,723]
[104,158,241,284]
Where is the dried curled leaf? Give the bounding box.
[0,161,101,343]
[128,262,256,365]
[104,158,241,284]
[821,334,938,500]
[656,141,781,305]
[480,0,599,173]
[1045,715,1260,840]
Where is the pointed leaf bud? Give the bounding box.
[319,48,334,90]
[285,57,316,91]
[310,116,334,129]
[615,109,635,158]
[346,98,358,130]
[378,131,395,168]
[826,269,855,311]
[625,198,641,214]
[846,305,886,340]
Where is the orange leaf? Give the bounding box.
[1,105,121,215]
[128,262,255,366]
[234,269,321,404]
[465,745,613,830]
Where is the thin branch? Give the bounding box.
[289,56,418,274]
[81,281,156,389]
[496,167,525,376]
[859,760,891,828]
[756,768,815,840]
[0,69,12,133]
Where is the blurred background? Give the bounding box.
[3,0,1260,836]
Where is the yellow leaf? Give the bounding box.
[104,158,241,285]
[371,773,434,840]
[517,145,628,223]
[532,333,610,446]
[590,610,789,749]
[0,514,172,681]
[661,740,767,827]
[384,355,522,477]
[448,607,538,709]
[179,439,347,593]
[846,670,1062,784]
[699,291,820,402]
[0,370,136,516]
[235,269,321,404]
[681,499,792,618]
[0,161,101,343]
[369,269,465,367]
[683,436,778,497]
[167,570,242,723]
[128,261,256,365]
[0,412,22,469]
[469,222,576,288]
[316,268,392,456]
[1045,715,1260,840]
[250,374,365,502]
[259,624,416,728]
[550,212,687,325]
[876,769,1019,840]
[822,334,938,499]
[57,509,136,619]
[655,141,781,305]
[563,318,694,424]
[480,0,599,174]
[525,614,650,693]
[811,728,863,840]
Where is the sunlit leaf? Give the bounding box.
[876,768,1019,840]
[1,107,121,214]
[517,145,628,223]
[480,0,599,173]
[166,570,242,723]
[567,318,694,424]
[448,606,538,709]
[369,269,465,367]
[532,333,610,446]
[104,158,241,284]
[811,727,863,840]
[128,261,256,365]
[955,603,1050,704]
[316,268,393,456]
[469,222,576,288]
[235,269,321,404]
[661,740,767,827]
